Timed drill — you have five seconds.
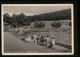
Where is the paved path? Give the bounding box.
[4,32,71,53]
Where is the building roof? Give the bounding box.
[4,22,9,25]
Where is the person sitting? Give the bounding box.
[31,35,34,42]
[25,34,31,42]
[27,34,31,42]
[40,36,44,45]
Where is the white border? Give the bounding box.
[1,4,74,55]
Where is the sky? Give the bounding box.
[3,6,71,16]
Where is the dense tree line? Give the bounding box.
[31,9,71,21]
[3,9,71,27]
[4,13,31,27]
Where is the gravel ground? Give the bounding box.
[4,32,71,53]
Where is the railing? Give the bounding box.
[55,42,71,50]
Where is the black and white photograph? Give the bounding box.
[1,4,74,55]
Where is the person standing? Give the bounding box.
[9,25,11,32]
[51,35,55,48]
[25,34,28,42]
[46,35,50,47]
[33,34,37,43]
[37,35,41,44]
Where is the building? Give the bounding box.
[4,22,9,31]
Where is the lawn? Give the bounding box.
[29,28,71,46]
[13,27,71,46]
[9,20,71,46]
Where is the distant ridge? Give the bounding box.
[32,9,71,21]
[39,9,71,16]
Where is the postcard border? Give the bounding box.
[1,4,74,55]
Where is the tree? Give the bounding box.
[3,13,11,24]
[18,13,26,20]
[23,16,31,26]
[11,14,18,27]
[51,21,62,28]
[56,21,62,28]
[69,22,71,27]
[34,21,45,28]
[51,21,57,27]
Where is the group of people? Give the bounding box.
[8,26,55,48]
[24,34,55,48]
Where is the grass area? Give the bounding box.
[32,28,71,46]
[13,27,71,46]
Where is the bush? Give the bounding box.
[51,21,57,27]
[69,22,71,27]
[51,21,62,28]
[23,22,31,26]
[34,21,45,28]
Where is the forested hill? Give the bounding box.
[3,9,71,26]
[31,9,71,21]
